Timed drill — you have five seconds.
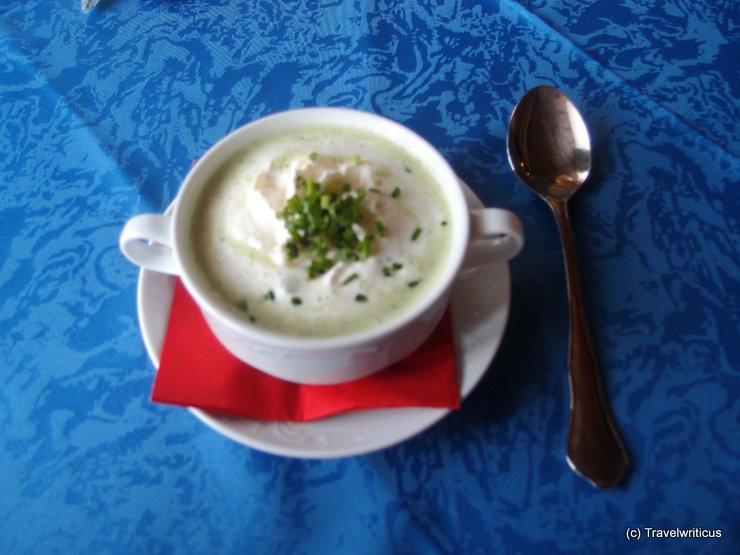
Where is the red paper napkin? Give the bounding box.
[151,280,460,422]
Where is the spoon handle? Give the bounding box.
[548,199,630,489]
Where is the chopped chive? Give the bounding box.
[355,294,368,302]
[279,174,373,278]
[374,220,387,238]
[383,262,404,277]
[411,227,422,241]
[249,315,257,323]
[263,290,275,301]
[308,254,334,279]
[408,280,421,288]
[369,187,381,194]
[441,220,448,226]
[391,187,401,198]
[358,235,374,258]
[291,296,303,305]
[286,240,299,259]
[236,300,249,312]
[309,152,318,161]
[306,178,318,196]
[342,273,359,286]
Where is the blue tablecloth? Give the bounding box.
[2,1,738,553]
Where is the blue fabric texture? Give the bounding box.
[1,1,738,553]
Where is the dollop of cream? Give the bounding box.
[226,165,296,265]
[224,155,382,267]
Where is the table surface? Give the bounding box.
[2,1,738,553]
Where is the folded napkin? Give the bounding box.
[151,280,460,422]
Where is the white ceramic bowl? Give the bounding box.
[120,107,523,384]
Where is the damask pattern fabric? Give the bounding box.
[1,1,738,553]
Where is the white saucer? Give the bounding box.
[137,184,512,459]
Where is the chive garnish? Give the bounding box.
[291,296,303,305]
[263,290,275,301]
[411,227,422,241]
[408,280,421,288]
[279,174,375,279]
[382,262,404,277]
[309,152,318,161]
[391,187,401,198]
[342,273,359,286]
[286,240,299,260]
[355,294,368,302]
[236,300,258,322]
[358,234,374,258]
[374,220,387,238]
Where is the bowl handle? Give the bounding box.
[464,208,524,268]
[119,214,180,275]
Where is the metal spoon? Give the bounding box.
[507,85,629,489]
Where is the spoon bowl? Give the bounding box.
[508,86,592,200]
[507,85,629,490]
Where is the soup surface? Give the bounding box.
[192,126,452,337]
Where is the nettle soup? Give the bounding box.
[192,126,453,337]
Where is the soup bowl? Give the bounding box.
[120,107,523,384]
